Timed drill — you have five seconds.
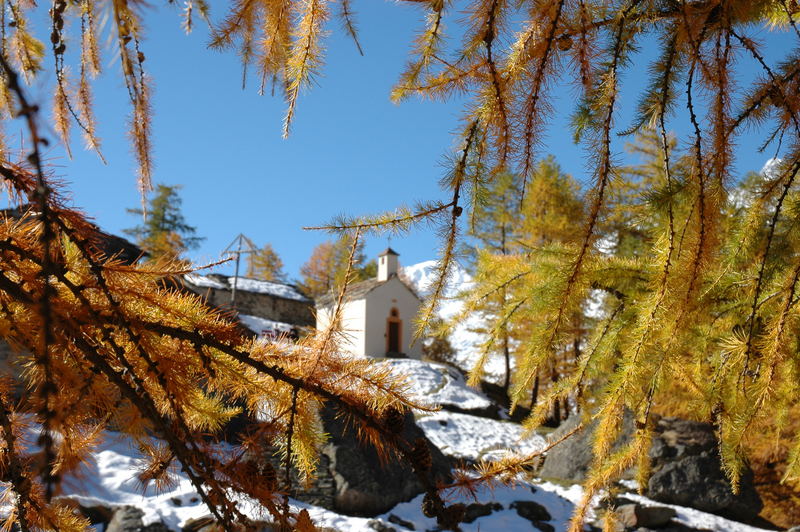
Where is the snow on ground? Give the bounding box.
[7,402,777,532]
[537,480,776,532]
[623,492,774,532]
[386,359,543,461]
[299,479,580,531]
[385,358,493,412]
[238,313,296,335]
[416,410,544,461]
[32,432,216,530]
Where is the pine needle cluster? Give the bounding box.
[0,160,453,528]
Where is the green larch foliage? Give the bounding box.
[124,184,204,261]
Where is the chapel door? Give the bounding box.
[386,308,402,356]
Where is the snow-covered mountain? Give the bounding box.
[401,260,511,384]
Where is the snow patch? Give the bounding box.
[239,314,296,335]
[183,273,309,302]
[183,273,225,289]
[416,410,544,461]
[227,277,310,302]
[385,358,493,412]
[401,261,506,384]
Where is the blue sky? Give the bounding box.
[6,2,795,282]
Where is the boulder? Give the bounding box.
[245,405,450,518]
[106,506,170,532]
[510,500,554,531]
[539,415,763,523]
[647,418,762,522]
[317,406,451,516]
[462,502,502,523]
[106,506,145,532]
[615,503,676,528]
[367,521,398,532]
[388,513,416,529]
[539,411,635,482]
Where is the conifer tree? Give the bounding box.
[299,235,373,297]
[124,184,204,261]
[462,171,522,393]
[246,243,286,282]
[455,158,584,421]
[298,241,336,298]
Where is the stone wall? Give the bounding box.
[187,285,315,327]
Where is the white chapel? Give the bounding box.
[315,248,423,359]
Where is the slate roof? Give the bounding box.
[315,274,419,308]
[183,273,311,303]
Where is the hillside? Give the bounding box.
[1,261,783,531]
[18,357,777,532]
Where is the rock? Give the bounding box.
[183,516,279,532]
[461,502,502,523]
[615,503,676,528]
[607,496,637,509]
[388,513,416,529]
[315,405,452,517]
[182,516,215,532]
[539,414,763,523]
[245,405,450,518]
[106,506,144,532]
[633,525,713,532]
[510,500,553,530]
[539,412,636,482]
[368,520,398,532]
[647,418,762,522]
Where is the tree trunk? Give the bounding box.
[502,331,511,394]
[530,374,539,409]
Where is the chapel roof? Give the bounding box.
[315,274,419,309]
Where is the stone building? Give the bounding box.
[315,248,423,359]
[181,274,314,337]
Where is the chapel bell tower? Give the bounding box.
[377,248,399,282]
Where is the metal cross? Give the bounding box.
[223,233,257,307]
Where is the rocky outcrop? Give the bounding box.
[510,500,554,531]
[315,406,452,516]
[105,506,170,532]
[646,418,762,522]
[538,412,635,482]
[615,503,676,528]
[539,414,763,523]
